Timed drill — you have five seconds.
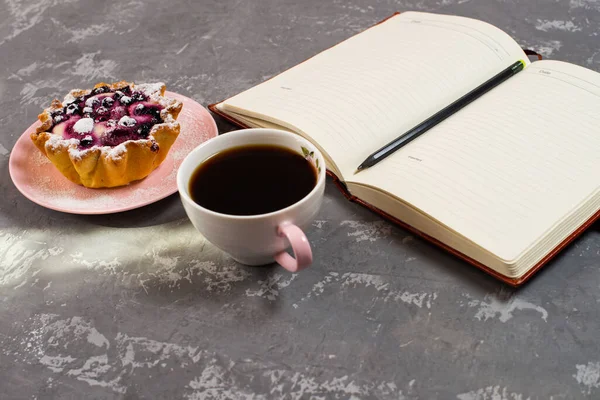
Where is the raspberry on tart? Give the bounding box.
[31,81,183,188]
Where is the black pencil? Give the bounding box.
[354,59,526,174]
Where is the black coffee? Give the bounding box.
[189,144,318,215]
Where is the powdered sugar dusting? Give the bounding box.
[74,117,94,133]
[118,116,136,127]
[84,96,97,107]
[33,181,167,212]
[104,143,127,161]
[62,92,78,105]
[66,146,91,161]
[46,135,78,151]
[21,143,171,212]
[136,82,164,97]
[31,148,49,166]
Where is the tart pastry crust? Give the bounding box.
[31,81,183,188]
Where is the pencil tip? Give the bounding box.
[354,166,363,175]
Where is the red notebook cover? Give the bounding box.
[206,12,594,287]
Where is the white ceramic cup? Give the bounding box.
[177,128,326,272]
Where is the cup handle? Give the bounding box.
[274,222,313,272]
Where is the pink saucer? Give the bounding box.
[9,92,218,215]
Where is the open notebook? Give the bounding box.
[209,11,600,286]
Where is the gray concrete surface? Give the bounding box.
[1,0,600,398]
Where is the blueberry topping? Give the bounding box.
[133,104,162,122]
[113,128,128,136]
[96,106,108,115]
[91,85,110,95]
[137,123,152,137]
[94,106,109,122]
[134,104,145,115]
[119,95,132,106]
[52,111,66,124]
[54,84,165,149]
[65,103,80,115]
[150,108,161,120]
[80,136,94,146]
[150,142,159,152]
[110,106,126,120]
[118,116,136,127]
[131,93,146,102]
[86,98,100,108]
[101,97,114,108]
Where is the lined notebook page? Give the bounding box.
[219,11,527,179]
[350,60,600,262]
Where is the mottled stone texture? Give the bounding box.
[1,0,599,399]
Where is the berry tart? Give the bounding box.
[31,81,183,188]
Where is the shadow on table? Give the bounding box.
[331,182,594,296]
[79,193,188,228]
[393,215,594,295]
